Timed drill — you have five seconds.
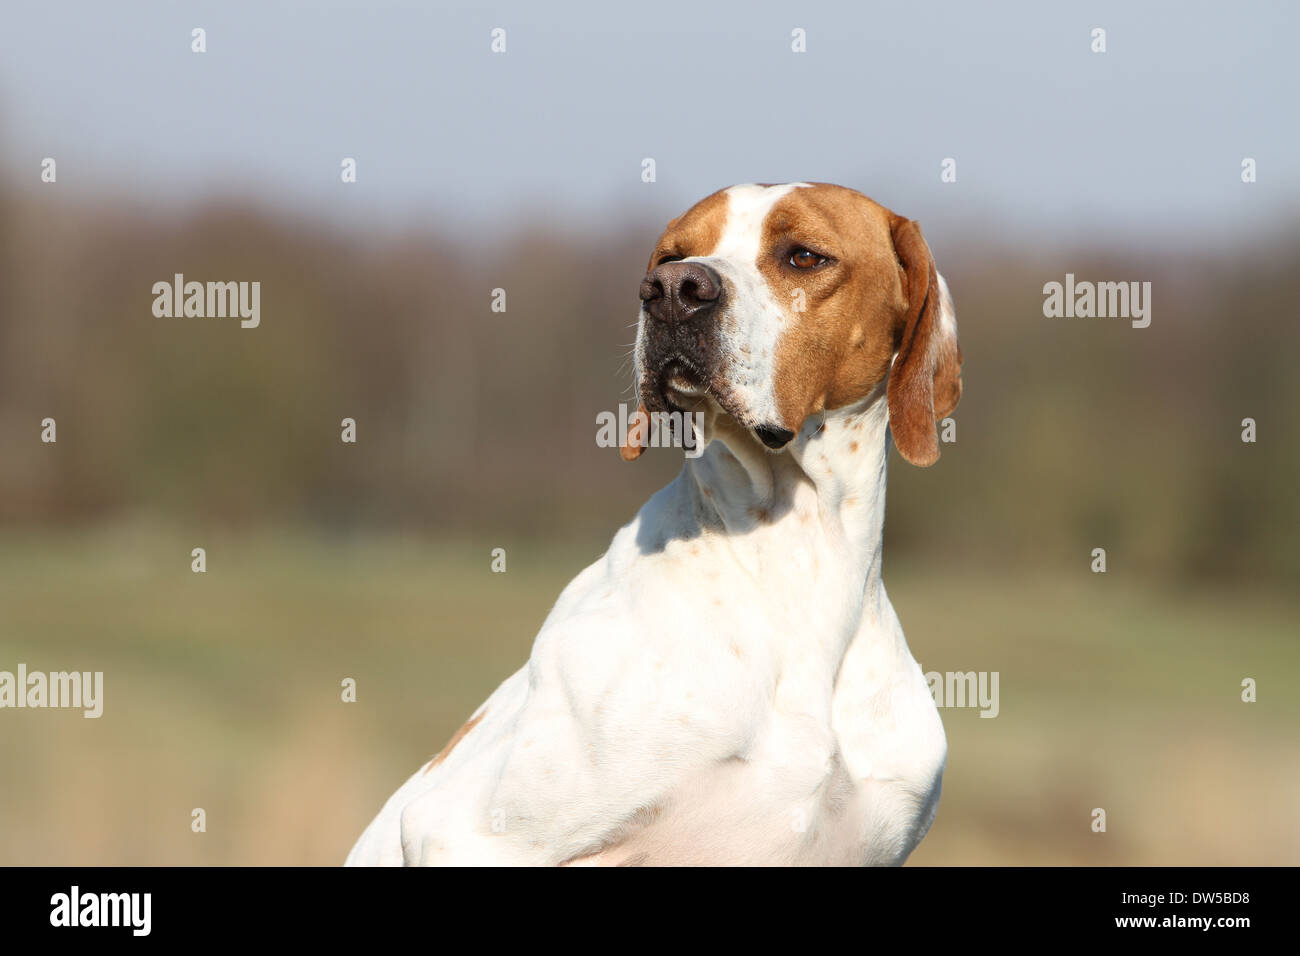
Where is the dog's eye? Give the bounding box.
[656,254,684,266]
[788,247,827,269]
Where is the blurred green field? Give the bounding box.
[1,525,1295,866]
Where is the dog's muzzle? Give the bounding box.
[637,260,795,451]
[639,260,723,413]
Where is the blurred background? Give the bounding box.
[0,0,1296,865]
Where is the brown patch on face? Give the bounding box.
[761,184,960,464]
[422,709,486,774]
[763,185,906,428]
[645,188,730,271]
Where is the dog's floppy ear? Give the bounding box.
[620,403,650,461]
[886,215,962,467]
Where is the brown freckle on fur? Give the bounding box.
[689,544,700,555]
[844,496,858,507]
[849,441,859,453]
[749,506,770,523]
[423,709,486,774]
[730,642,743,658]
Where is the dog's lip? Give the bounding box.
[665,372,707,397]
[657,358,709,403]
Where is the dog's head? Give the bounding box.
[626,182,961,466]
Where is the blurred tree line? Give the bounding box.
[1,187,1296,589]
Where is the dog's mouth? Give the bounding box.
[655,357,710,412]
[643,354,796,452]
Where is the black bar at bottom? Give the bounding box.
[0,866,1281,942]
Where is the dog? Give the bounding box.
[346,182,962,866]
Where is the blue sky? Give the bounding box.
[2,0,1295,244]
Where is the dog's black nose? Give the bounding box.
[639,261,722,326]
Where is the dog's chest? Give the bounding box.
[561,537,946,866]
[567,667,944,866]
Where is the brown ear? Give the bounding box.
[886,216,962,467]
[620,403,650,461]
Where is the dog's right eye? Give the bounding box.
[656,254,684,266]
[788,247,829,270]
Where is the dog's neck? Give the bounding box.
[671,390,894,658]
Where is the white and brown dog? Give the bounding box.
[347,182,962,866]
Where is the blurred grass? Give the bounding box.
[0,526,1294,865]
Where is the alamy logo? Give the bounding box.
[0,664,103,718]
[925,670,999,718]
[1042,273,1151,328]
[596,404,704,458]
[50,886,150,936]
[152,274,261,328]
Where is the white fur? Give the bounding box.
[698,183,806,428]
[346,185,948,867]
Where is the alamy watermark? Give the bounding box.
[1042,274,1151,328]
[596,404,704,458]
[50,886,150,936]
[151,274,260,328]
[0,664,103,718]
[925,669,999,718]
